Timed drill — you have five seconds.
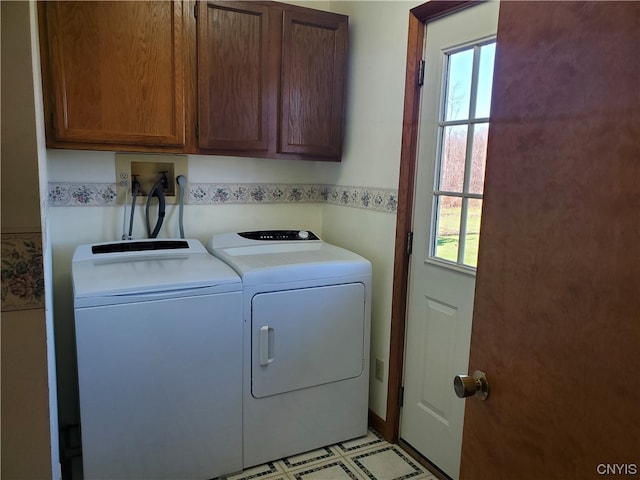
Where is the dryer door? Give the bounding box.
[251,283,365,398]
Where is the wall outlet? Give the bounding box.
[375,358,384,382]
[115,153,188,205]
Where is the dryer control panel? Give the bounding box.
[238,230,319,241]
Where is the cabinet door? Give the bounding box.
[197,1,270,151]
[42,2,186,147]
[280,9,348,158]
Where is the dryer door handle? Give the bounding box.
[259,326,275,366]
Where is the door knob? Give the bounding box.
[454,370,489,400]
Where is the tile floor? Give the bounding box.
[64,428,438,480]
[221,430,437,480]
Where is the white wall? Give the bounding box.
[329,0,418,190]
[42,0,419,429]
[324,0,419,419]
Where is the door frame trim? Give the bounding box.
[382,0,476,443]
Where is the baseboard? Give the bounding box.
[367,410,391,441]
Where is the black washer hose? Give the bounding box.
[127,181,140,239]
[145,179,166,238]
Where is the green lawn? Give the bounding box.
[435,202,482,267]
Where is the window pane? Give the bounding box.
[469,123,489,194]
[439,125,467,192]
[434,196,461,263]
[444,48,473,121]
[463,198,482,267]
[474,42,496,118]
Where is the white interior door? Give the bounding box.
[400,3,499,479]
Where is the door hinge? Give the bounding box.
[194,4,198,18]
[195,123,199,139]
[407,231,414,256]
[399,385,405,407]
[417,59,425,87]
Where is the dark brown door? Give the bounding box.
[197,1,270,151]
[42,1,186,147]
[280,8,347,158]
[460,2,639,479]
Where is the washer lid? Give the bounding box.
[72,239,241,304]
[209,232,371,285]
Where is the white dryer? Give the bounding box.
[72,239,242,480]
[209,230,372,468]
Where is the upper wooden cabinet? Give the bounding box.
[197,1,270,152]
[39,1,186,149]
[38,1,348,160]
[196,1,348,160]
[280,9,347,158]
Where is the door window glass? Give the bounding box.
[432,41,496,269]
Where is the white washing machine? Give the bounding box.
[72,239,242,480]
[209,230,372,468]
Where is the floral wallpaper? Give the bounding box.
[49,183,117,206]
[324,185,398,213]
[48,182,399,214]
[1,233,45,311]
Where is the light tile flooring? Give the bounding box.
[222,430,437,480]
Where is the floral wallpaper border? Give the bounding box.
[49,182,117,206]
[48,182,398,213]
[1,233,45,312]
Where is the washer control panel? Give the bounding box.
[238,230,319,241]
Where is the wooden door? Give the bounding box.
[460,2,640,478]
[41,1,185,147]
[197,1,270,151]
[280,8,347,159]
